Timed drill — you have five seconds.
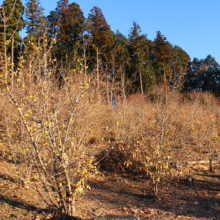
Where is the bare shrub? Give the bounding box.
[95,88,220,196]
[0,27,99,216]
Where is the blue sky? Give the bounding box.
[4,0,220,63]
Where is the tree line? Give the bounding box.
[1,0,220,98]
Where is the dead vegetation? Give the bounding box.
[1,88,220,219]
[0,5,219,218]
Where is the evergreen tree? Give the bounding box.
[88,6,112,89]
[0,0,24,56]
[154,31,172,101]
[25,0,44,36]
[47,10,58,37]
[0,0,24,84]
[154,31,173,82]
[102,31,129,81]
[56,0,85,44]
[0,21,4,59]
[170,45,190,88]
[202,55,220,96]
[48,0,85,71]
[109,31,130,76]
[171,46,190,75]
[184,55,220,97]
[141,38,156,93]
[128,22,148,94]
[101,31,130,102]
[87,6,112,49]
[184,58,204,91]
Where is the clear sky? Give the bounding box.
[4,0,220,63]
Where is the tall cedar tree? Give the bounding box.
[170,45,190,88]
[0,0,24,83]
[184,58,204,91]
[128,22,147,94]
[88,6,112,89]
[171,46,190,75]
[140,38,156,93]
[106,31,130,81]
[112,31,130,97]
[184,55,220,97]
[47,10,58,37]
[154,31,172,101]
[25,0,44,36]
[202,55,220,97]
[102,31,130,102]
[48,0,85,74]
[0,0,24,57]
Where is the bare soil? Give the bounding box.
[0,159,220,220]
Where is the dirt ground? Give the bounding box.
[0,160,220,220]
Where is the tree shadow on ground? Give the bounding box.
[176,194,220,218]
[195,173,220,179]
[0,194,50,213]
[0,173,18,183]
[162,179,220,218]
[0,173,56,218]
[88,175,220,219]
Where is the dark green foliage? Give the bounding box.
[126,22,156,93]
[104,31,130,82]
[25,0,44,36]
[139,38,156,93]
[0,0,24,53]
[169,45,190,89]
[202,55,220,96]
[47,10,58,37]
[0,0,24,81]
[184,55,220,97]
[171,46,190,76]
[87,6,112,89]
[113,31,130,68]
[127,22,146,93]
[87,6,113,70]
[154,31,173,84]
[184,58,203,91]
[0,26,4,57]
